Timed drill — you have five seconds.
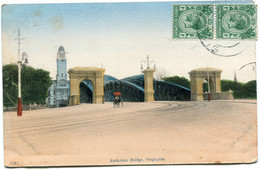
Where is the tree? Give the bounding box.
[221,79,256,99]
[162,76,256,99]
[242,80,256,98]
[154,69,166,81]
[221,79,244,98]
[21,65,35,105]
[3,64,18,107]
[2,64,52,107]
[30,68,52,104]
[162,76,190,88]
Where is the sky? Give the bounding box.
[1,0,256,82]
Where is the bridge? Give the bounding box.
[79,74,191,103]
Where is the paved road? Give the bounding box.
[4,101,205,137]
[4,100,257,167]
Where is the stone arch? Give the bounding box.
[80,79,93,103]
[68,67,105,105]
[189,67,222,101]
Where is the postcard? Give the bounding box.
[1,0,258,167]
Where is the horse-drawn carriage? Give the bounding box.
[113,92,123,107]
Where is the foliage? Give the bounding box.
[162,76,190,89]
[162,76,256,99]
[3,64,52,107]
[243,80,257,98]
[2,64,18,107]
[154,69,166,81]
[221,79,256,99]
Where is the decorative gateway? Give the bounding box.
[1,0,257,168]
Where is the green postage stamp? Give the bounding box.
[172,5,214,39]
[172,4,257,40]
[217,5,257,39]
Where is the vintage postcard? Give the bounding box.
[1,0,258,167]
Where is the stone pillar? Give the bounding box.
[190,75,203,101]
[93,72,104,104]
[69,95,80,106]
[210,72,221,100]
[215,75,221,93]
[69,77,80,105]
[190,75,197,101]
[143,68,156,102]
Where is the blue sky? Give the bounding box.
[1,1,256,82]
[2,3,171,36]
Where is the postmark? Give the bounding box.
[216,5,257,39]
[172,4,214,39]
[199,40,250,57]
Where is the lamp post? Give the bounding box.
[140,55,156,70]
[15,30,27,116]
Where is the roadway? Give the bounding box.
[3,100,257,167]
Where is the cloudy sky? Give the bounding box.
[1,0,256,82]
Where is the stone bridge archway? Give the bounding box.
[189,67,222,101]
[68,67,105,105]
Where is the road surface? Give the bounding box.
[4,100,257,167]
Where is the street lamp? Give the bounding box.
[140,55,156,71]
[15,30,28,116]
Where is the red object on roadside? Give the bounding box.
[208,93,211,102]
[17,98,22,116]
[113,92,121,96]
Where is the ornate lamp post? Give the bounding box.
[140,55,156,70]
[15,30,28,116]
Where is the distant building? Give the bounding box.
[46,46,70,108]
